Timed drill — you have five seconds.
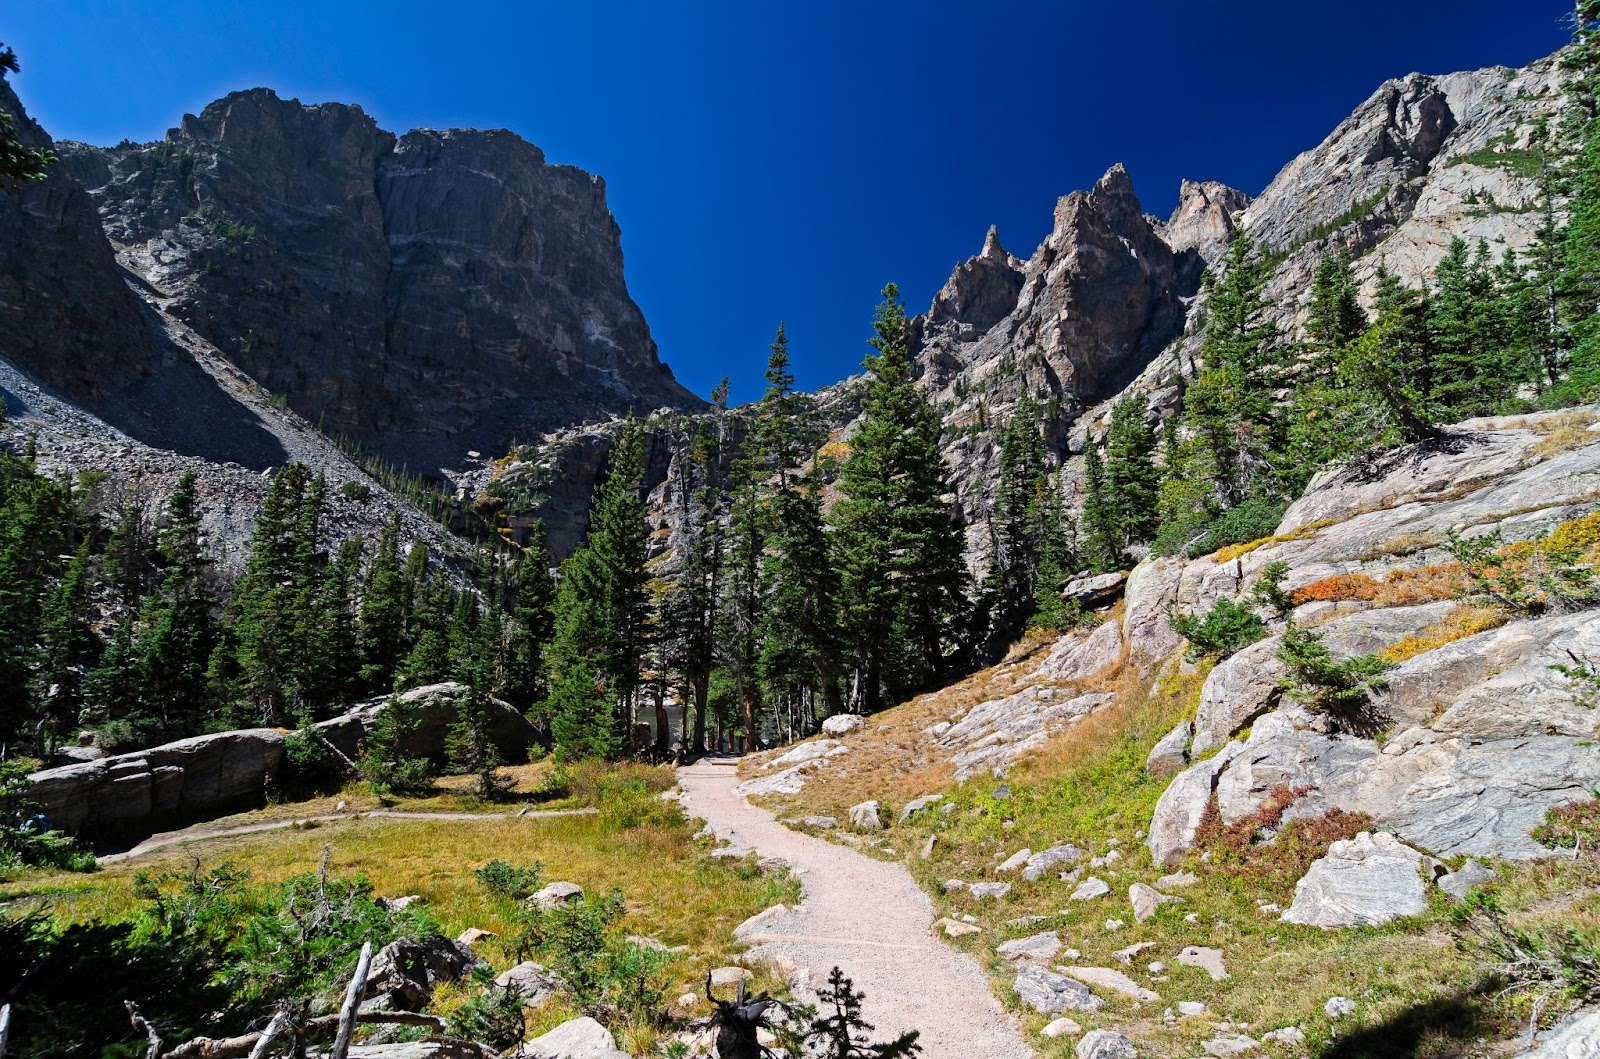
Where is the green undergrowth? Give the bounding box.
[846,661,1600,1058]
[1,778,800,1057]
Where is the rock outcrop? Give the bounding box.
[27,727,285,838]
[57,87,701,472]
[28,683,532,839]
[0,80,161,396]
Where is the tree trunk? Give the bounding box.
[330,941,373,1059]
[691,671,709,757]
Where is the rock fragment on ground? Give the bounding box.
[524,1015,629,1059]
[996,931,1061,962]
[529,881,584,908]
[1129,882,1181,922]
[1061,966,1160,1002]
[1202,1034,1259,1056]
[1177,946,1228,980]
[1043,1017,1083,1038]
[849,800,883,830]
[1022,843,1089,881]
[1071,877,1110,900]
[1324,996,1357,1018]
[1437,858,1498,901]
[1146,720,1192,776]
[1075,1029,1138,1058]
[970,881,1012,900]
[821,714,865,735]
[1013,966,1105,1013]
[1282,831,1429,928]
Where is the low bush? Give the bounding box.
[0,757,96,878]
[1188,497,1290,559]
[1454,890,1600,1020]
[1276,623,1392,720]
[1167,597,1267,661]
[1532,799,1600,851]
[1195,785,1373,900]
[473,858,543,900]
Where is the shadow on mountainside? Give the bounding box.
[1344,428,1482,485]
[1315,985,1501,1059]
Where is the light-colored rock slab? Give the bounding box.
[1282,831,1429,928]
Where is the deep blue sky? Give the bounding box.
[7,2,1576,403]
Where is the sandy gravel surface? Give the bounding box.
[678,758,1033,1059]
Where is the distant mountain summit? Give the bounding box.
[43,87,700,472]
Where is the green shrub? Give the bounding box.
[1167,598,1268,660]
[0,758,96,877]
[1276,623,1392,718]
[1188,497,1289,558]
[338,480,371,502]
[277,722,342,797]
[1532,799,1600,850]
[473,858,543,901]
[1454,890,1600,1017]
[446,966,527,1049]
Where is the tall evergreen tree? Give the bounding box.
[1558,2,1600,399]
[359,513,407,692]
[1079,444,1122,573]
[134,471,221,735]
[832,284,970,711]
[662,420,722,754]
[500,526,556,712]
[1304,252,1365,375]
[1103,393,1160,549]
[544,418,651,758]
[990,394,1049,636]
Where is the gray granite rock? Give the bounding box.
[1014,966,1104,1014]
[1283,832,1428,928]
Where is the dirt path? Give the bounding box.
[97,807,599,865]
[677,759,1034,1059]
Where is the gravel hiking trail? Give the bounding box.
[678,758,1034,1059]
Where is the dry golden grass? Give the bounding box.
[1211,519,1334,564]
[1379,604,1508,664]
[1510,410,1600,459]
[0,791,798,1052]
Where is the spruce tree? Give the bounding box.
[662,420,722,754]
[832,284,970,711]
[1103,393,1160,549]
[34,540,94,750]
[134,471,221,735]
[1305,252,1364,374]
[1429,238,1520,415]
[990,395,1049,637]
[359,513,407,692]
[544,418,651,758]
[501,527,556,712]
[1559,3,1600,399]
[1079,444,1122,573]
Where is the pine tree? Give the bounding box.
[1103,393,1160,548]
[0,450,73,749]
[1304,252,1364,374]
[134,471,221,735]
[719,430,768,750]
[662,420,722,754]
[1186,231,1286,507]
[1079,444,1121,573]
[544,418,651,758]
[359,513,407,692]
[230,464,320,724]
[832,284,970,711]
[1559,3,1600,399]
[1429,238,1519,415]
[990,395,1048,636]
[398,577,452,690]
[34,539,94,750]
[501,527,556,712]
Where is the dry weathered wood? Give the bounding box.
[329,941,374,1059]
[161,1009,442,1059]
[125,1000,163,1059]
[1,1002,13,1059]
[163,1031,267,1059]
[311,730,359,773]
[246,1009,291,1059]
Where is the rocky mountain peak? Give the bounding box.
[52,90,700,472]
[1163,179,1250,262]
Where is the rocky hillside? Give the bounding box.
[486,49,1572,571]
[736,404,1600,1057]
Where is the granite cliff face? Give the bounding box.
[56,88,700,472]
[0,81,160,397]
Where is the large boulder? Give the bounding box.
[1281,831,1430,928]
[1520,1007,1600,1058]
[1191,639,1284,755]
[1147,742,1245,866]
[821,714,865,736]
[1145,720,1192,777]
[26,728,286,837]
[365,936,483,1009]
[525,1016,629,1059]
[316,682,536,763]
[1038,620,1124,682]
